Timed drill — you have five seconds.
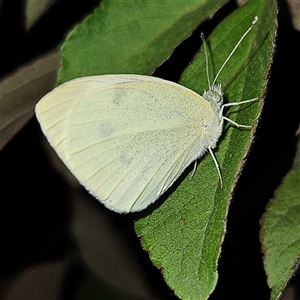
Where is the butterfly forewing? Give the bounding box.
[36,75,221,212]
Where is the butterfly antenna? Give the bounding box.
[201,33,211,90]
[212,16,258,87]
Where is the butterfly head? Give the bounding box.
[203,83,223,108]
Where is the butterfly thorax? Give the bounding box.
[201,84,224,149]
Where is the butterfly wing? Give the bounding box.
[36,75,220,212]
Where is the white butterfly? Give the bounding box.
[35,17,258,213]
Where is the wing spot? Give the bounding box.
[98,122,114,137]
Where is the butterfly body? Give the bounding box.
[36,17,259,213]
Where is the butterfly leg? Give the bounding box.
[221,98,259,128]
[222,97,259,109]
[222,117,252,128]
[208,147,223,187]
[190,160,198,179]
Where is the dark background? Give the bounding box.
[1,0,299,299]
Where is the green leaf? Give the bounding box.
[135,0,277,299]
[260,164,300,300]
[55,0,277,299]
[57,0,228,85]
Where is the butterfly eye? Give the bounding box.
[213,91,222,103]
[202,90,222,105]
